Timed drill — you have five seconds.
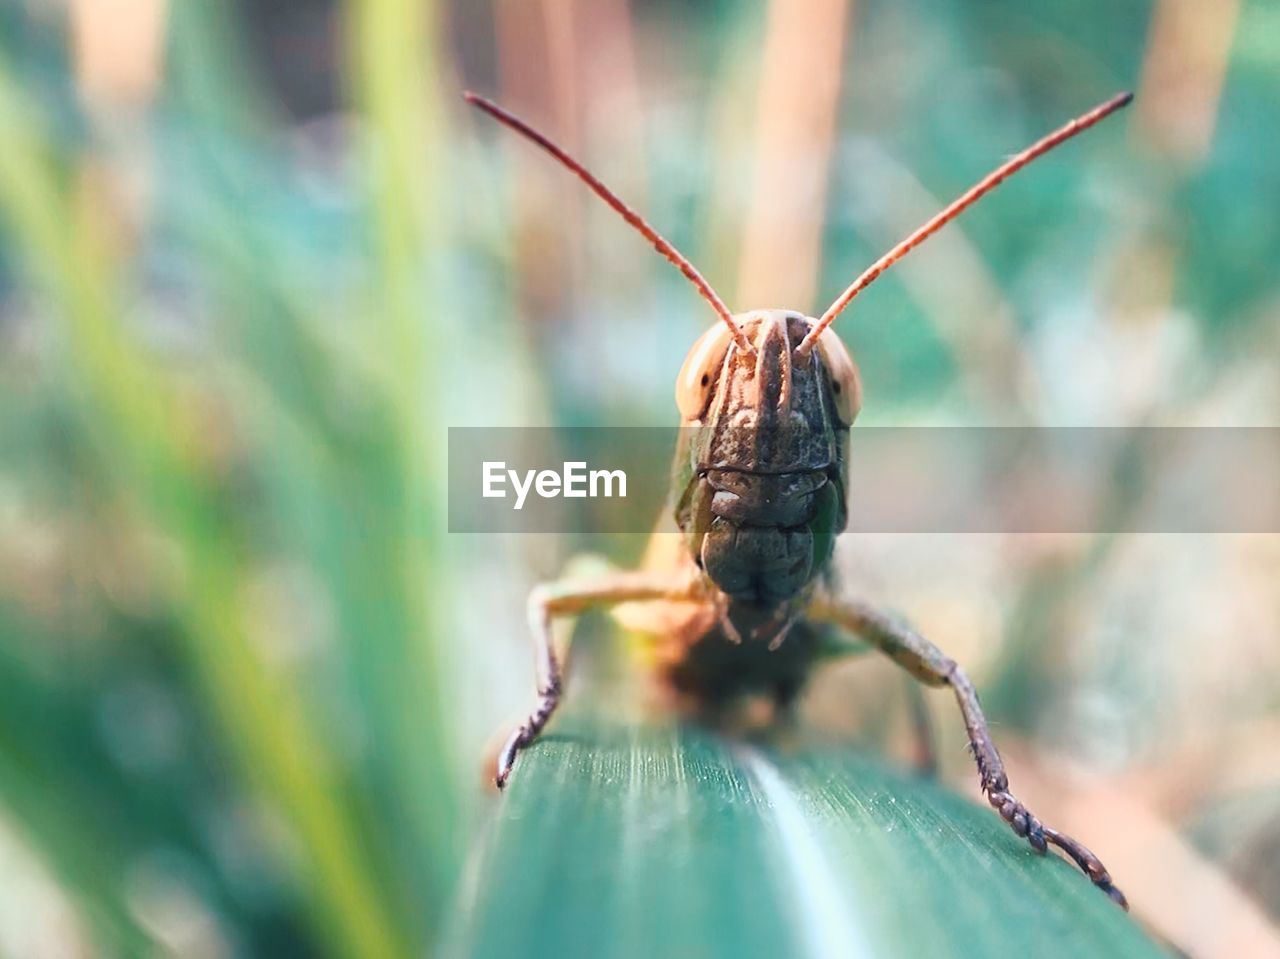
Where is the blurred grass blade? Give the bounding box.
[448,718,1166,959]
[0,53,411,959]
[344,0,462,921]
[166,0,463,933]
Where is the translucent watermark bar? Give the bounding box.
[447,427,1280,534]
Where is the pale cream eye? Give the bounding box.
[675,324,733,421]
[816,327,862,425]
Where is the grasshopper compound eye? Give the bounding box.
[675,322,734,422]
[813,327,862,427]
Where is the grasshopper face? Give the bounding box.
[672,310,861,636]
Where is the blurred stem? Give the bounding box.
[0,56,410,959]
[736,0,850,311]
[345,0,461,925]
[346,0,436,400]
[1134,0,1240,166]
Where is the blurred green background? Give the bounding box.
[0,0,1276,956]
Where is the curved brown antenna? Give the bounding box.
[465,92,753,354]
[796,91,1133,357]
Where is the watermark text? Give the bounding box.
[482,461,627,510]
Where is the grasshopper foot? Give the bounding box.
[494,727,524,789]
[985,782,1127,910]
[494,685,561,790]
[1042,822,1129,910]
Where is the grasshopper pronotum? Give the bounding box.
[467,89,1133,907]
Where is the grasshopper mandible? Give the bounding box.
[466,89,1133,908]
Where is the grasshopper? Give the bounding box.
[466,89,1132,907]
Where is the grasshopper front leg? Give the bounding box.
[808,595,1127,909]
[497,562,703,788]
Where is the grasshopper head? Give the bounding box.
[676,309,861,433]
[672,310,859,638]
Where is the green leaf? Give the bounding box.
[448,718,1166,959]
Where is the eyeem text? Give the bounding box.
[482,461,627,510]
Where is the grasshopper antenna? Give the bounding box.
[465,92,754,355]
[796,91,1133,357]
